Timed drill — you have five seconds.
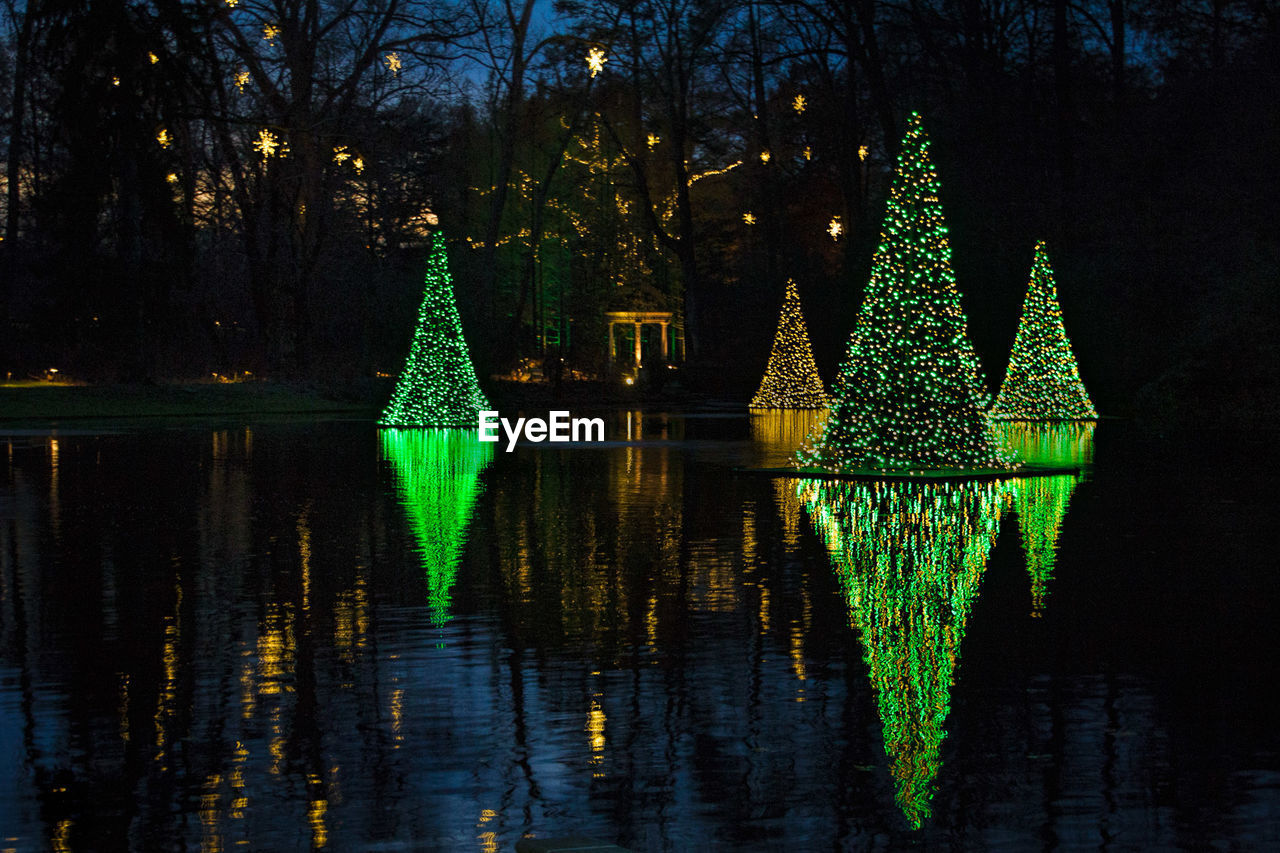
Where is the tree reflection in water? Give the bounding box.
[801,477,1012,827]
[380,429,494,624]
[995,421,1095,615]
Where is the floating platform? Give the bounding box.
[736,462,1084,482]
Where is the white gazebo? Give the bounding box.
[605,310,676,367]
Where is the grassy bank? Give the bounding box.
[0,382,380,424]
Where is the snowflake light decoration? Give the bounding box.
[253,129,280,159]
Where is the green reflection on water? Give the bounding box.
[995,421,1095,614]
[380,429,494,623]
[993,419,1095,467]
[801,477,1012,828]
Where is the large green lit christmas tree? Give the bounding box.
[381,429,494,624]
[798,113,1010,473]
[989,242,1097,420]
[750,278,828,409]
[801,477,1011,827]
[380,230,491,427]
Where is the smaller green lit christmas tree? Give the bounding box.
[380,230,491,427]
[798,113,1010,473]
[750,279,828,409]
[989,242,1097,420]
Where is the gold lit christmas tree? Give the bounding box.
[989,242,1097,420]
[750,279,828,409]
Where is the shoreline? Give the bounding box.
[0,379,735,426]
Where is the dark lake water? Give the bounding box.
[2,412,1278,850]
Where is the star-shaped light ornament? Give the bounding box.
[586,47,607,78]
[253,129,280,159]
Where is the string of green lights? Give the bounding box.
[798,113,1011,473]
[380,230,491,427]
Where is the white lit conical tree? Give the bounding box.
[989,242,1097,420]
[750,278,828,409]
[798,113,1009,473]
[380,231,491,427]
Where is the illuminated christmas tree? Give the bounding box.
[798,113,1010,473]
[380,230,491,427]
[989,242,1097,420]
[801,477,1012,827]
[381,429,494,624]
[750,279,828,409]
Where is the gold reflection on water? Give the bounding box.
[239,654,255,719]
[742,503,758,568]
[48,438,60,534]
[334,571,370,658]
[51,820,71,853]
[154,576,183,760]
[750,409,828,462]
[773,478,804,549]
[646,595,659,647]
[256,606,295,695]
[485,435,686,646]
[200,773,222,853]
[231,742,249,818]
[687,545,739,612]
[307,794,328,847]
[477,809,498,852]
[390,687,405,747]
[803,478,1011,828]
[587,698,607,777]
[790,623,807,684]
[269,731,286,775]
[297,506,312,611]
[758,586,770,635]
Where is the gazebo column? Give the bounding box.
[659,322,669,360]
[633,322,642,367]
[608,322,616,364]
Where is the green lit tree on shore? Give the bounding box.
[750,279,828,409]
[799,113,1009,473]
[990,242,1097,420]
[380,231,490,427]
[381,429,494,624]
[801,477,1012,827]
